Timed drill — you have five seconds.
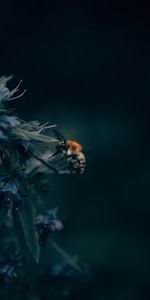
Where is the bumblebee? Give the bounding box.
[49,130,86,174]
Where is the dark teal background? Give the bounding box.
[1,1,150,299]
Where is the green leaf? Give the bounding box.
[12,128,58,143]
[14,197,40,263]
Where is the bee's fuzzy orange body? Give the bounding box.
[66,140,82,151]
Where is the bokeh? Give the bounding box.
[1,1,150,299]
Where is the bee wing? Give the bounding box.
[52,128,66,141]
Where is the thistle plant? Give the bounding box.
[0,75,88,298]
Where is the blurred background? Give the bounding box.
[1,0,150,299]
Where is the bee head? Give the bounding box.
[56,140,68,151]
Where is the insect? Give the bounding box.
[49,129,86,174]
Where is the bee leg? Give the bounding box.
[48,150,60,159]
